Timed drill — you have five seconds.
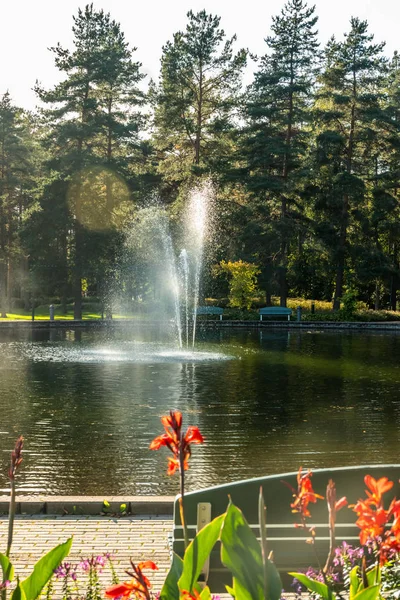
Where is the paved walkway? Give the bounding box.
[0,514,172,594]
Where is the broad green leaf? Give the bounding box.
[200,586,212,600]
[226,584,235,597]
[0,553,14,583]
[289,573,336,600]
[11,581,27,600]
[220,502,265,600]
[264,559,282,600]
[350,566,360,597]
[365,565,380,587]
[20,537,72,600]
[178,514,224,593]
[160,553,183,600]
[352,584,381,600]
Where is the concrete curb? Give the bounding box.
[0,496,174,516]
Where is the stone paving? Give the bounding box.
[0,514,173,594]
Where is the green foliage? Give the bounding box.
[160,553,184,600]
[218,260,260,309]
[340,288,358,319]
[151,9,247,184]
[221,502,282,600]
[178,514,224,594]
[15,538,73,600]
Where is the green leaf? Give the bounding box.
[352,584,381,600]
[160,553,183,600]
[0,553,14,583]
[264,559,282,600]
[289,573,335,600]
[20,537,72,600]
[220,502,265,600]
[178,514,224,593]
[365,565,380,587]
[11,581,27,600]
[350,566,360,597]
[200,586,212,600]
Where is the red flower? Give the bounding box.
[180,591,201,600]
[364,475,393,505]
[290,467,324,521]
[150,410,204,476]
[105,561,157,600]
[352,474,400,564]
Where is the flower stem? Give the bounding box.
[6,478,15,558]
[179,443,189,549]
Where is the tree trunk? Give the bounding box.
[195,60,203,165]
[333,194,349,311]
[0,262,7,318]
[375,281,380,310]
[73,224,83,320]
[390,244,398,311]
[6,259,12,312]
[333,60,356,311]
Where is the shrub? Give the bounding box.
[217,260,261,310]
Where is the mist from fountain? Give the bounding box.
[130,181,212,350]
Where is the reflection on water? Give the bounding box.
[0,326,399,495]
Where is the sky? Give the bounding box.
[1,0,399,111]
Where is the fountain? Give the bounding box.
[130,181,213,350]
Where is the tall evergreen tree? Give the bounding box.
[310,19,388,309]
[35,5,145,318]
[151,10,247,186]
[0,93,35,316]
[241,0,319,306]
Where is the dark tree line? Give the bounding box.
[1,0,400,316]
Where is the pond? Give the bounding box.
[0,326,399,495]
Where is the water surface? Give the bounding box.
[0,326,399,495]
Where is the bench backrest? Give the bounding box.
[259,307,292,315]
[196,306,224,315]
[172,465,400,590]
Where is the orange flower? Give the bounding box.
[150,410,204,476]
[180,591,201,600]
[364,475,393,505]
[105,561,157,600]
[352,473,400,563]
[290,467,324,521]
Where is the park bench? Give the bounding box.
[259,306,292,321]
[172,465,400,591]
[196,306,224,321]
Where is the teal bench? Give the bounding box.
[196,306,224,321]
[259,307,292,321]
[172,465,400,591]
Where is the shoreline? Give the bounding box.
[1,318,400,331]
[0,495,174,516]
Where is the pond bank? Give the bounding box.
[0,496,174,516]
[1,318,400,331]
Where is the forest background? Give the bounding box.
[1,0,400,319]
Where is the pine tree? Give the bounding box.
[310,19,388,309]
[151,10,247,185]
[241,0,319,307]
[35,5,145,318]
[0,93,35,316]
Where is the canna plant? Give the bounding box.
[289,473,400,600]
[0,436,72,600]
[159,489,282,600]
[150,410,204,549]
